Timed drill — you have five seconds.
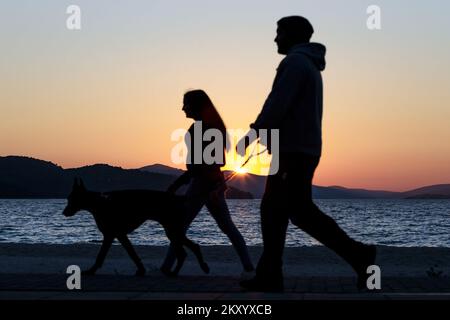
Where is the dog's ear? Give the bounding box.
[79,178,86,191]
[73,177,79,189]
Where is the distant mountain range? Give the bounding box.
[139,162,450,199]
[1,156,450,199]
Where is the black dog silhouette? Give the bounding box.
[63,178,209,277]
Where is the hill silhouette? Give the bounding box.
[0,156,251,198]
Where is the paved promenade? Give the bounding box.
[1,273,450,300]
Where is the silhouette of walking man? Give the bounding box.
[238,16,376,292]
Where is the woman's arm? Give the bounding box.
[167,171,192,194]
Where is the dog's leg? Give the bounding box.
[183,236,210,274]
[117,235,146,277]
[82,235,114,275]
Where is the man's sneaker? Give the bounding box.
[355,244,377,290]
[240,277,284,293]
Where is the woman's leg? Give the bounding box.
[205,187,254,272]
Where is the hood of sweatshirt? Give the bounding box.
[288,42,326,71]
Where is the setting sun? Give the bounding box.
[235,167,248,175]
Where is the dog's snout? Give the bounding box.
[63,207,75,217]
[62,208,69,217]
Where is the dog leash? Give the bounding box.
[224,143,267,182]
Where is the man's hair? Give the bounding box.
[277,16,314,43]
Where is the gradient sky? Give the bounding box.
[1,0,450,191]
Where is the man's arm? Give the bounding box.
[252,56,305,130]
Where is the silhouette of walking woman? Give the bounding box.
[161,89,254,275]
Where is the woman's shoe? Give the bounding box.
[240,270,256,281]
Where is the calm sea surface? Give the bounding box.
[1,199,449,247]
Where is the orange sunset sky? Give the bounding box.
[1,0,450,191]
